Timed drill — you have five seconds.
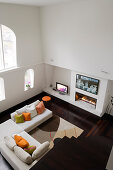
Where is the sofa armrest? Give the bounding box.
[32,141,49,160]
[11,112,17,122]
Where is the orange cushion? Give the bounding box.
[42,96,51,102]
[14,135,29,148]
[22,112,31,121]
[36,101,45,114]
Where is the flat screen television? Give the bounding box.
[76,74,99,95]
[56,82,68,94]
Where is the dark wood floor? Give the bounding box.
[31,136,112,170]
[0,92,113,169]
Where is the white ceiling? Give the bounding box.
[0,0,72,6]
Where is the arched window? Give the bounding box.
[0,77,5,101]
[24,69,34,91]
[0,25,17,71]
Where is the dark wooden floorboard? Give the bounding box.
[31,136,111,170]
[0,92,113,169]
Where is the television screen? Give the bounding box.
[76,74,99,95]
[56,82,68,94]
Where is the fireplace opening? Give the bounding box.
[75,92,97,107]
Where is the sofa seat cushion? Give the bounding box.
[0,119,24,142]
[18,108,52,132]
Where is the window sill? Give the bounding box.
[0,98,5,102]
[0,66,20,73]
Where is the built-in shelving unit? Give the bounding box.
[44,69,110,117]
[44,87,71,103]
[75,88,98,100]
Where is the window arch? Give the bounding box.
[24,69,34,91]
[0,25,17,71]
[0,77,5,101]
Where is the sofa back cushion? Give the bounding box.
[11,111,18,122]
[16,106,27,114]
[14,146,33,164]
[26,105,37,118]
[4,136,16,151]
[33,100,40,107]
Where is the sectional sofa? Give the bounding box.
[10,100,52,132]
[0,99,53,170]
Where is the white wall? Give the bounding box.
[44,64,71,90]
[0,4,45,112]
[52,66,71,90]
[40,0,113,80]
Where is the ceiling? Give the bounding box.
[0,0,72,6]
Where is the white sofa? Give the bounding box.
[10,99,53,132]
[0,99,53,170]
[11,108,52,132]
[0,131,50,170]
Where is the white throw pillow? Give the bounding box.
[16,106,27,114]
[11,111,17,122]
[32,141,49,160]
[26,105,37,118]
[4,136,16,151]
[14,146,33,164]
[27,100,40,108]
[33,100,40,107]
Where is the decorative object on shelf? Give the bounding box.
[26,81,31,88]
[24,69,34,91]
[53,87,57,91]
[106,96,113,115]
[56,82,68,94]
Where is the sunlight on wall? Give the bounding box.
[0,77,5,101]
[24,69,34,91]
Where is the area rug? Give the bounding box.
[29,115,84,149]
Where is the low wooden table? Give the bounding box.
[31,136,112,170]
